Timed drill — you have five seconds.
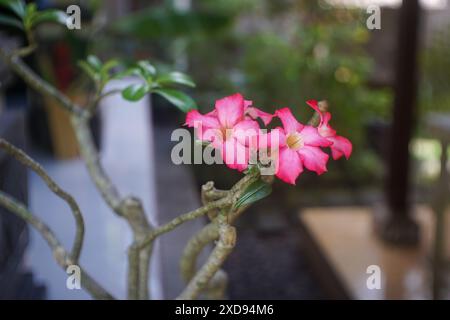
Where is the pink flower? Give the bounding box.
[185,93,270,171]
[306,100,352,160]
[244,100,273,126]
[273,108,332,185]
[202,98,273,126]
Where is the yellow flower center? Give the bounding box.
[286,133,304,150]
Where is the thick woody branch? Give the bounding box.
[178,171,261,298]
[180,222,219,283]
[70,92,152,300]
[0,139,85,262]
[179,205,249,284]
[0,47,153,300]
[177,172,259,300]
[127,243,140,300]
[0,191,114,300]
[177,222,237,300]
[70,116,123,214]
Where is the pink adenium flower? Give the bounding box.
[273,108,332,185]
[203,98,273,126]
[185,93,270,171]
[306,100,352,160]
[185,94,351,186]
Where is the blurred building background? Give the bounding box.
[0,0,449,299]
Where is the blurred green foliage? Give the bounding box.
[112,0,395,184]
[186,0,392,183]
[420,24,450,116]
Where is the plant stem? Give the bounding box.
[70,115,123,213]
[0,191,114,300]
[137,196,233,250]
[127,243,140,300]
[177,223,236,300]
[0,47,154,300]
[0,139,85,262]
[0,49,86,117]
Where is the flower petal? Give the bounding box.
[328,135,353,160]
[233,120,260,147]
[318,112,336,137]
[300,125,333,147]
[258,127,286,150]
[275,108,303,134]
[306,99,322,121]
[275,147,303,185]
[220,138,249,172]
[206,109,217,117]
[246,107,274,126]
[202,128,223,144]
[297,146,329,175]
[215,93,245,128]
[185,110,220,129]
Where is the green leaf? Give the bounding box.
[22,3,36,30]
[102,59,120,73]
[32,9,68,27]
[87,55,102,72]
[78,60,100,82]
[0,0,26,18]
[233,179,272,210]
[157,71,195,88]
[100,59,120,82]
[112,67,135,80]
[153,88,197,113]
[136,60,156,79]
[122,83,150,102]
[0,13,23,29]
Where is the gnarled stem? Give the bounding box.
[0,191,114,300]
[0,45,265,301]
[0,139,85,262]
[0,47,153,300]
[0,50,85,117]
[178,172,259,300]
[177,219,236,300]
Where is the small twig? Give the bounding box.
[14,44,37,58]
[137,196,233,250]
[0,48,86,117]
[87,87,121,115]
[0,139,85,262]
[0,191,114,300]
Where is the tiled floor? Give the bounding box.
[300,206,450,299]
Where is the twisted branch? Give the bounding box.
[0,139,85,262]
[0,50,86,117]
[0,191,114,299]
[177,220,236,300]
[0,47,153,300]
